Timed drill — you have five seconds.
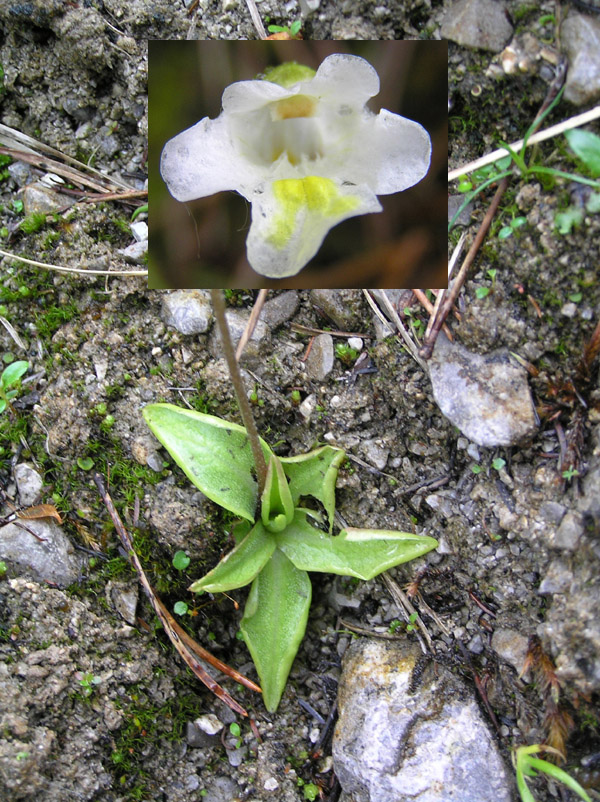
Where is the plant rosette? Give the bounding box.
[143,403,437,711]
[160,55,431,279]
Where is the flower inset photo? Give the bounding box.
[149,41,447,289]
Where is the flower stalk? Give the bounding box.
[210,289,268,495]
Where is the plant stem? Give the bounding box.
[210,289,268,496]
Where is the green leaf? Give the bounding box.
[526,758,591,802]
[276,511,438,580]
[498,226,513,240]
[77,457,94,471]
[586,191,600,213]
[290,19,301,35]
[555,207,583,235]
[172,550,190,571]
[173,601,188,615]
[0,360,28,389]
[565,128,600,177]
[240,548,311,712]
[280,446,345,533]
[143,403,273,522]
[261,455,294,533]
[189,521,275,594]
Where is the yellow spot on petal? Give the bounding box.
[268,177,360,249]
[270,95,317,121]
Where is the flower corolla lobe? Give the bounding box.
[160,54,432,278]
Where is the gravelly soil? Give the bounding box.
[0,2,599,801]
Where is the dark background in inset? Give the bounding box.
[149,41,448,289]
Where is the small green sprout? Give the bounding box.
[562,466,579,480]
[267,19,302,37]
[388,618,402,634]
[77,457,94,471]
[568,292,582,303]
[0,560,7,577]
[78,672,102,697]
[173,601,189,616]
[406,611,419,633]
[229,721,242,748]
[0,360,29,413]
[492,457,506,471]
[302,783,320,801]
[172,550,191,571]
[514,744,591,802]
[498,215,527,240]
[335,343,358,365]
[471,464,483,474]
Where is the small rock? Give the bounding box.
[310,289,361,330]
[117,240,147,264]
[298,393,317,423]
[553,511,584,551]
[333,639,513,802]
[162,290,212,335]
[210,309,269,361]
[305,333,334,380]
[227,746,247,767]
[538,559,573,595]
[441,0,513,53]
[184,774,200,792]
[428,334,538,447]
[130,221,148,242]
[93,353,108,382]
[186,721,217,748]
[14,463,43,506]
[347,337,363,351]
[7,162,32,187]
[360,439,389,471]
[491,628,529,674]
[108,582,138,625]
[261,290,299,329]
[539,501,566,525]
[299,0,320,13]
[562,12,600,105]
[0,518,81,586]
[448,194,473,226]
[195,713,224,736]
[22,183,71,215]
[561,302,578,318]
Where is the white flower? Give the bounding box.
[160,54,432,279]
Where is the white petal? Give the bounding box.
[308,54,380,105]
[246,177,381,278]
[222,79,290,115]
[366,110,432,195]
[160,115,259,202]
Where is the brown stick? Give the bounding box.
[211,290,268,496]
[236,289,268,361]
[420,176,510,359]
